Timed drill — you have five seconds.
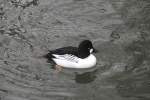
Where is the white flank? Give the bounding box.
[52,54,96,68]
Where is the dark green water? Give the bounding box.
[0,0,150,100]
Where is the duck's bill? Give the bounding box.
[93,48,98,53]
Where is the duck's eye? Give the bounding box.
[88,48,91,50]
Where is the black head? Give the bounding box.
[78,40,97,58]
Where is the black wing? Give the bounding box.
[50,46,78,56]
[43,46,79,64]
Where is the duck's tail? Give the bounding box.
[43,51,56,64]
[43,52,53,59]
[43,53,50,59]
[43,53,55,69]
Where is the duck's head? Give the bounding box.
[78,40,98,58]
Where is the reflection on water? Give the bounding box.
[74,69,98,84]
[0,0,150,99]
[1,57,150,100]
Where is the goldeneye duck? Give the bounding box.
[43,40,98,72]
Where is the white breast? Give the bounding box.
[52,54,96,68]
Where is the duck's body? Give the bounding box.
[44,40,97,71]
[52,54,96,68]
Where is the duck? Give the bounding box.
[43,40,97,72]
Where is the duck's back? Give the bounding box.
[50,46,78,56]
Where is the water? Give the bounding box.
[0,0,150,100]
[1,42,149,100]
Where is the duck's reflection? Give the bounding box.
[74,69,98,84]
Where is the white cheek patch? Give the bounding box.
[90,49,93,53]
